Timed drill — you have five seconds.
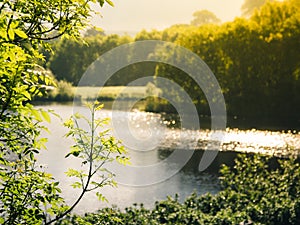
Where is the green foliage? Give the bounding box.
[44,101,129,224]
[50,80,75,102]
[47,35,162,87]
[58,154,300,225]
[84,27,105,38]
[0,0,124,224]
[135,29,162,41]
[241,0,270,17]
[34,79,75,102]
[0,0,102,47]
[191,10,221,26]
[153,0,300,127]
[42,0,300,127]
[219,155,300,224]
[63,101,129,198]
[47,34,133,85]
[68,86,160,101]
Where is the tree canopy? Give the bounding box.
[43,0,300,128]
[191,10,221,26]
[241,0,270,17]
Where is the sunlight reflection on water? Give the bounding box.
[37,104,299,213]
[98,109,300,157]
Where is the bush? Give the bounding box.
[51,80,74,101]
[58,154,300,224]
[34,80,75,102]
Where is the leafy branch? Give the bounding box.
[45,101,129,224]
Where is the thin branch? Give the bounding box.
[86,177,109,192]
[45,106,97,225]
[0,1,8,13]
[91,152,111,177]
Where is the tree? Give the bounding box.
[47,34,132,85]
[84,27,106,37]
[191,10,221,26]
[152,0,300,126]
[241,0,270,17]
[0,0,128,224]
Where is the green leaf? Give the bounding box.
[96,192,108,202]
[23,91,31,100]
[14,29,28,39]
[64,118,74,128]
[71,150,80,157]
[10,21,19,29]
[98,0,105,7]
[105,0,114,7]
[41,111,51,123]
[73,112,82,119]
[65,146,81,158]
[31,109,42,121]
[65,152,72,158]
[8,29,15,40]
[30,152,34,160]
[95,103,104,111]
[71,182,82,189]
[65,168,82,177]
[116,156,130,165]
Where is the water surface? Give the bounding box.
[37,103,300,214]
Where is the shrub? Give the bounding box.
[51,80,74,102]
[58,154,300,224]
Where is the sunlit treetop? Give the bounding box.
[241,0,270,17]
[251,0,300,39]
[191,10,221,26]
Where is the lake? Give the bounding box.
[36,103,300,214]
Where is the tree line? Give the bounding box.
[45,0,300,128]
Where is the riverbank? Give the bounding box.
[34,98,300,132]
[34,83,300,131]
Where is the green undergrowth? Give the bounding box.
[56,154,300,225]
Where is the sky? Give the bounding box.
[90,0,245,35]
